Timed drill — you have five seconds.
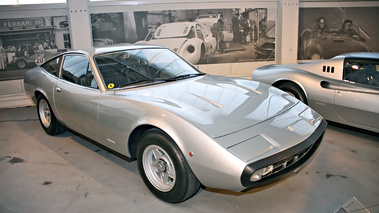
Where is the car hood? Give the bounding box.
[137,38,188,52]
[117,75,299,138]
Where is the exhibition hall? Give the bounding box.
[0,0,378,212]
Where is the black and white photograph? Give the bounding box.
[0,1,379,213]
[298,7,379,60]
[0,16,71,79]
[91,7,277,65]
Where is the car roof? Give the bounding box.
[333,52,379,60]
[67,44,166,56]
[197,14,217,18]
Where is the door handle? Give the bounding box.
[56,87,61,92]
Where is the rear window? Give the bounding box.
[41,56,61,77]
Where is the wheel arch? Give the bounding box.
[128,124,157,159]
[34,89,63,123]
[34,90,47,104]
[272,79,308,103]
[127,120,200,160]
[178,39,203,64]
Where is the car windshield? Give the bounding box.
[94,48,203,89]
[154,23,195,39]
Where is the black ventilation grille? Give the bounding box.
[322,65,335,73]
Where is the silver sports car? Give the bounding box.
[252,52,379,133]
[24,44,326,203]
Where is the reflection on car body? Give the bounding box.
[24,44,326,203]
[253,52,379,133]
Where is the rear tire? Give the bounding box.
[277,82,308,104]
[137,128,200,203]
[37,95,65,135]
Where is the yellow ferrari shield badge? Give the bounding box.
[107,83,115,89]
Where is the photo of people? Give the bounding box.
[0,16,71,78]
[298,7,379,60]
[91,7,277,65]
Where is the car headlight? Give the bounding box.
[250,165,274,182]
[299,107,322,126]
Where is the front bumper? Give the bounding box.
[240,118,327,190]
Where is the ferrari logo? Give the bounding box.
[107,83,115,89]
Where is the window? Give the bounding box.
[196,24,204,40]
[94,48,199,89]
[63,33,71,49]
[61,55,97,88]
[344,59,379,88]
[41,56,61,77]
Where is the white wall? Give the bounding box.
[0,0,378,97]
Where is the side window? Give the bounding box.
[343,59,379,88]
[196,24,204,40]
[41,56,61,77]
[61,55,97,88]
[187,26,196,39]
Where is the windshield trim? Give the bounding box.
[93,47,203,91]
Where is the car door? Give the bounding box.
[53,54,102,141]
[334,58,379,129]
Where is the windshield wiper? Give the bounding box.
[118,79,156,88]
[164,73,205,82]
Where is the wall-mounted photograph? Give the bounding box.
[0,16,71,79]
[298,7,379,60]
[91,7,277,65]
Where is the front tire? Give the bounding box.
[277,82,308,104]
[37,95,65,135]
[137,129,200,203]
[16,60,26,69]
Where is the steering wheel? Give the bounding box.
[122,67,151,83]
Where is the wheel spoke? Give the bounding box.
[161,172,170,185]
[143,144,176,192]
[151,148,162,160]
[39,100,51,128]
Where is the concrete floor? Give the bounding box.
[0,106,378,213]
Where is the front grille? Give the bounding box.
[261,144,314,179]
[240,119,327,189]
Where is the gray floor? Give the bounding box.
[0,106,378,213]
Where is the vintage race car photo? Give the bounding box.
[254,20,275,60]
[252,52,379,133]
[299,23,370,60]
[24,44,326,203]
[136,21,216,64]
[10,50,59,69]
[11,52,47,69]
[195,14,220,23]
[195,14,234,43]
